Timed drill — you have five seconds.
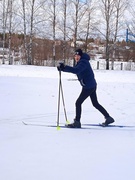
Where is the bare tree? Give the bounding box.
[21,0,28,64]
[110,0,128,69]
[68,0,87,65]
[52,0,56,65]
[126,0,135,35]
[57,0,73,62]
[18,0,48,65]
[47,0,60,65]
[2,0,6,64]
[60,0,68,62]
[124,0,135,63]
[28,0,35,65]
[8,0,13,64]
[1,0,14,65]
[99,0,128,69]
[100,0,115,69]
[82,0,97,52]
[1,0,9,64]
[113,0,127,42]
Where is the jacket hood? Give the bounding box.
[81,53,90,61]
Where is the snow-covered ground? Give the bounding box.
[0,65,135,180]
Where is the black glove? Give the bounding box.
[57,63,65,71]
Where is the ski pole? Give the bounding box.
[57,70,61,129]
[60,77,68,123]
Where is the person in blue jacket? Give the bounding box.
[57,49,114,128]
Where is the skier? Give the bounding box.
[57,49,114,128]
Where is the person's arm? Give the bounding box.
[63,60,87,74]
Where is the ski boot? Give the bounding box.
[101,116,115,127]
[66,119,81,128]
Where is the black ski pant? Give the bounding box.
[75,87,110,121]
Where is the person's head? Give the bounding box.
[74,49,83,62]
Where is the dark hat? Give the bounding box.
[75,49,83,56]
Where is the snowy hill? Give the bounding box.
[0,65,135,180]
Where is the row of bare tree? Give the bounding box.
[0,0,135,69]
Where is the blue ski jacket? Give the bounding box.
[63,53,97,89]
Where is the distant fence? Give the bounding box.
[90,60,135,71]
[55,59,135,71]
[1,58,135,71]
[45,59,135,71]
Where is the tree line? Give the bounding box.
[0,0,135,69]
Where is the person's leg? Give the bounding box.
[90,88,110,117]
[66,88,95,128]
[75,88,95,121]
[90,88,114,125]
